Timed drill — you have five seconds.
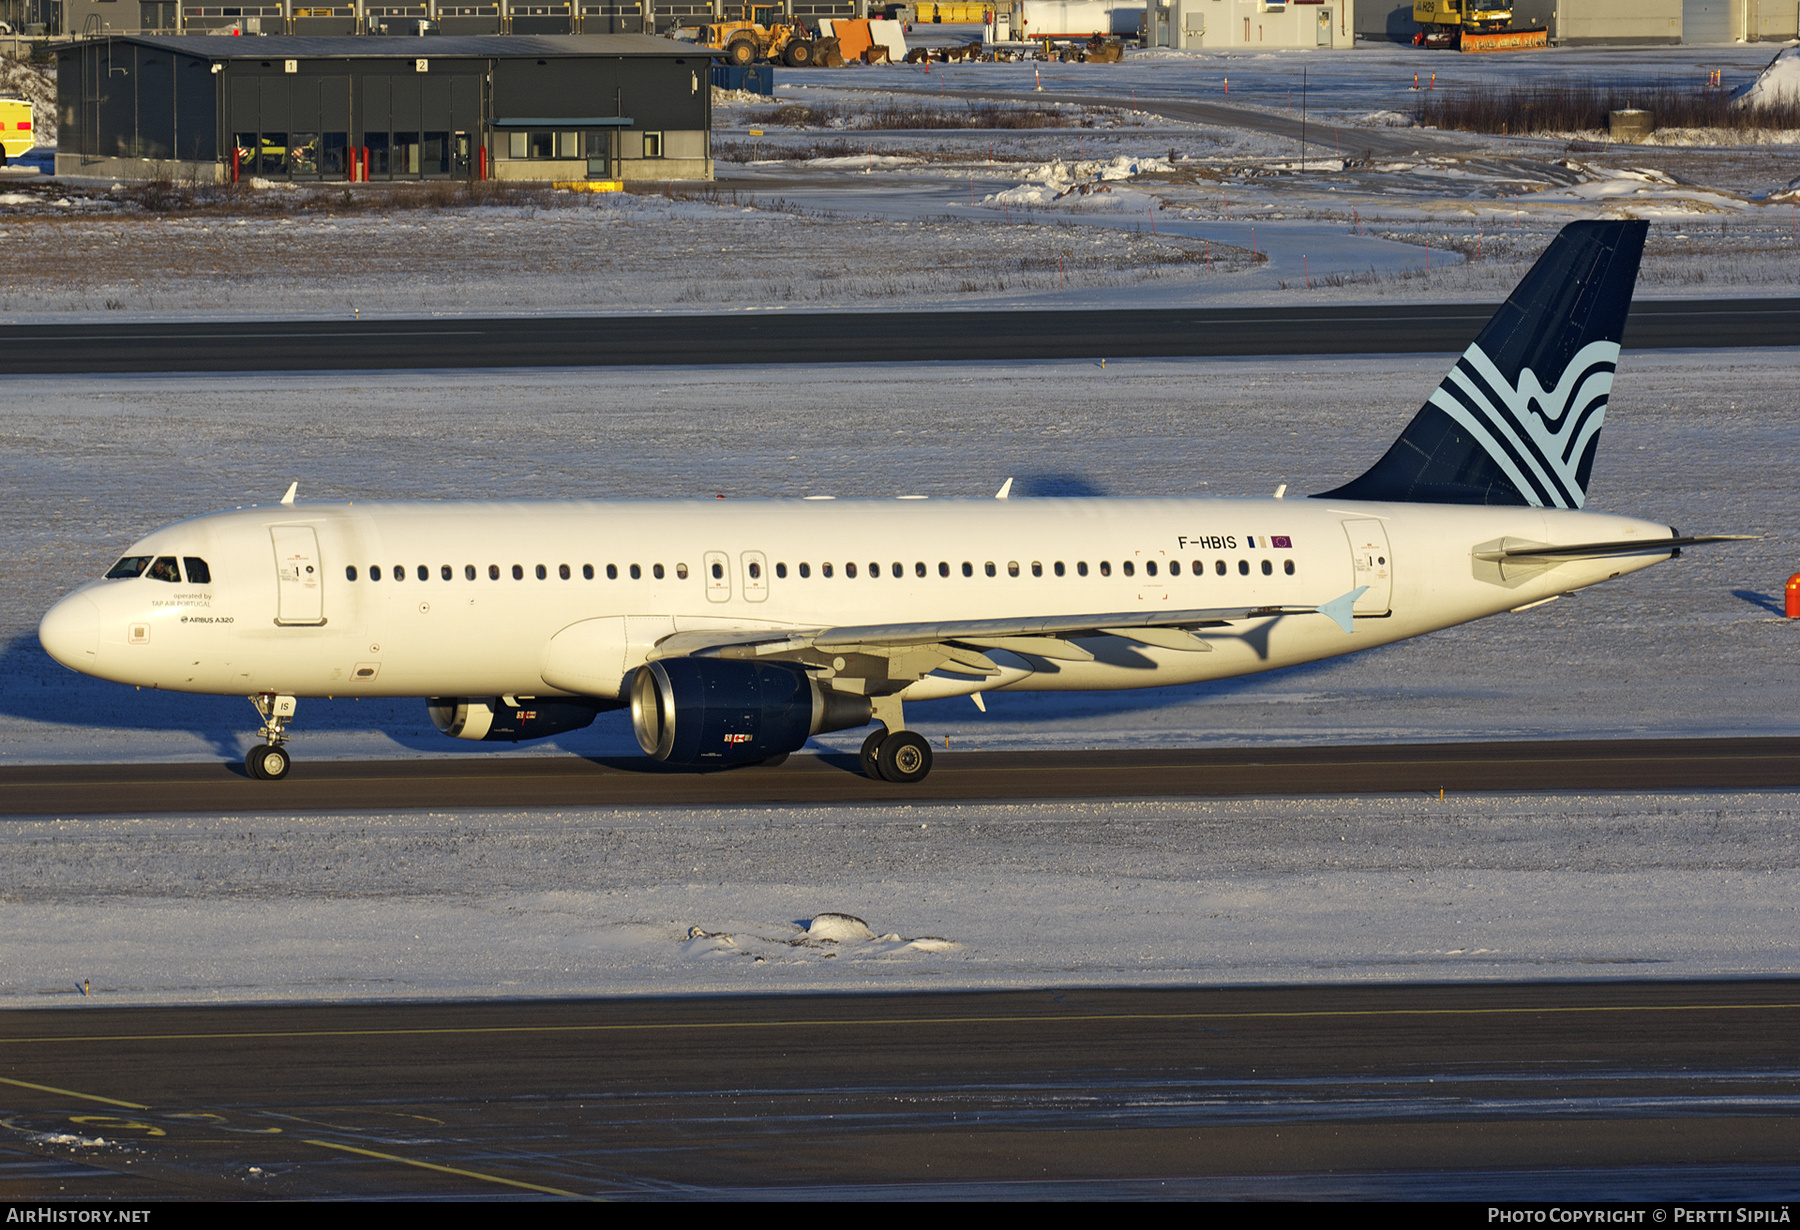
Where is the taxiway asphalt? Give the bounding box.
[1,298,1794,374]
[1,981,1794,1199]
[4,736,1797,817]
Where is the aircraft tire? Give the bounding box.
[859,727,887,779]
[877,731,932,784]
[247,744,290,781]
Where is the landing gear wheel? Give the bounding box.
[859,727,888,780]
[877,731,933,784]
[246,744,290,781]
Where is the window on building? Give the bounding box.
[643,131,663,158]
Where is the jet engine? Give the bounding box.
[427,697,616,742]
[630,658,872,767]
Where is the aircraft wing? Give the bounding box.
[647,590,1367,679]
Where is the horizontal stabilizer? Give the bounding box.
[1473,534,1753,563]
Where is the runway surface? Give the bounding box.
[1,298,1794,374]
[6,736,1798,817]
[0,981,1794,1199]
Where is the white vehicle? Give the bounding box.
[39,221,1736,784]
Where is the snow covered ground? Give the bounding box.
[5,790,1797,1007]
[7,43,1800,319]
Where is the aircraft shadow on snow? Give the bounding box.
[0,631,1400,774]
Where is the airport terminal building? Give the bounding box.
[55,34,714,182]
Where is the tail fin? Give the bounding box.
[1315,219,1648,509]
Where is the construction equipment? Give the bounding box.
[1411,0,1518,45]
[0,95,32,167]
[693,10,822,67]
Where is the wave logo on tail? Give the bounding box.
[1427,338,1618,510]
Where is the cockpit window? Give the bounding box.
[182,557,212,585]
[147,556,180,583]
[106,556,152,579]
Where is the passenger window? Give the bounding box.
[512,565,523,580]
[105,556,152,579]
[1238,560,1250,576]
[489,564,500,580]
[1007,561,1020,578]
[1215,560,1227,576]
[1123,561,1135,577]
[1147,561,1159,577]
[891,562,902,578]
[847,562,858,578]
[914,562,926,578]
[371,565,383,581]
[607,564,618,580]
[747,562,759,580]
[346,565,358,582]
[870,563,880,579]
[1054,561,1065,577]
[534,564,546,580]
[985,562,996,577]
[822,562,833,578]
[466,565,477,581]
[1077,561,1088,577]
[148,556,180,582]
[561,564,572,580]
[1261,560,1273,576]
[1031,561,1042,577]
[183,557,212,584]
[711,562,724,580]
[416,565,428,582]
[676,563,689,579]
[1099,561,1111,577]
[441,564,453,581]
[962,562,973,577]
[1285,560,1296,575]
[799,563,811,578]
[394,564,406,581]
[938,562,949,577]
[630,564,642,580]
[583,564,594,580]
[776,563,787,579]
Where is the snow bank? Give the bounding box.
[984,154,1171,210]
[1733,45,1800,108]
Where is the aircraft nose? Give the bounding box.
[39,594,99,671]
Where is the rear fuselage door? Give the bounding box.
[704,550,731,602]
[741,551,769,602]
[1342,518,1393,615]
[271,525,326,625]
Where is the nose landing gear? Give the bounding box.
[246,693,297,781]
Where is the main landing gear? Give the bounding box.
[246,693,297,781]
[859,726,934,783]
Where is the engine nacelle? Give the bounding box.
[427,697,612,742]
[630,658,872,766]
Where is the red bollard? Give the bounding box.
[1786,573,1800,618]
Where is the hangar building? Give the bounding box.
[1357,0,1795,43]
[55,34,714,182]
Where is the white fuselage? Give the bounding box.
[39,495,1675,704]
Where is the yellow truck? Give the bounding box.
[0,95,33,165]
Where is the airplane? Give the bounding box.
[37,219,1741,785]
